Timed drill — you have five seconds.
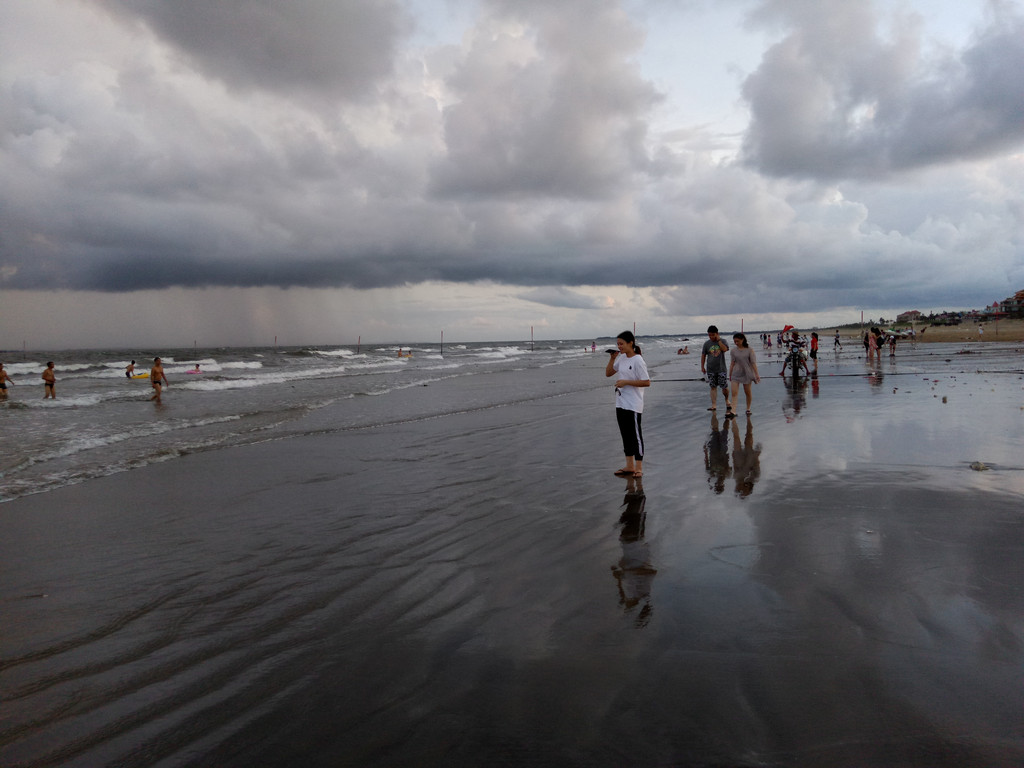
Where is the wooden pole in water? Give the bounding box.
[357,336,360,353]
[531,326,534,352]
[440,330,444,356]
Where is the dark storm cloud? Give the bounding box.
[98,0,409,99]
[516,286,613,310]
[1,0,1022,321]
[741,0,1024,179]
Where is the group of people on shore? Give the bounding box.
[605,325,765,479]
[605,321,924,477]
[0,357,170,403]
[863,327,900,363]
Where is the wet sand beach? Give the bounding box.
[2,343,1024,767]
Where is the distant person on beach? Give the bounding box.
[834,330,843,350]
[810,332,819,369]
[149,358,168,403]
[863,332,870,357]
[677,346,689,355]
[606,331,650,478]
[42,362,56,399]
[592,342,597,352]
[126,360,135,378]
[728,333,761,415]
[0,363,13,400]
[701,326,732,416]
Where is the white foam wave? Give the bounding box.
[2,364,40,378]
[6,415,244,473]
[314,349,364,358]
[22,393,108,408]
[473,346,528,359]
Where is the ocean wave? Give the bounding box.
[313,349,364,358]
[1,415,244,479]
[472,346,528,359]
[2,361,45,375]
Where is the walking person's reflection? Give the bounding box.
[611,477,656,628]
[730,417,762,498]
[703,412,731,494]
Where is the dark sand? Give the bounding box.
[3,347,1024,767]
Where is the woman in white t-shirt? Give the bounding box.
[605,331,651,478]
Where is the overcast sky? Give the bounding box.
[2,0,1022,348]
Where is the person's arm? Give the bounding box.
[605,352,618,377]
[728,355,736,378]
[700,350,707,373]
[750,351,760,383]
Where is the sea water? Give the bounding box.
[0,338,673,502]
[3,337,1020,502]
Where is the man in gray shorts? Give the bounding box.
[701,325,733,416]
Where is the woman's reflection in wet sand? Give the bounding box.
[730,416,762,498]
[703,412,731,493]
[611,476,656,628]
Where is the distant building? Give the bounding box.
[896,310,922,324]
[1001,290,1024,318]
[982,301,1007,318]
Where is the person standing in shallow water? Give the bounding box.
[0,362,14,400]
[41,362,56,399]
[149,357,169,403]
[606,331,650,478]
